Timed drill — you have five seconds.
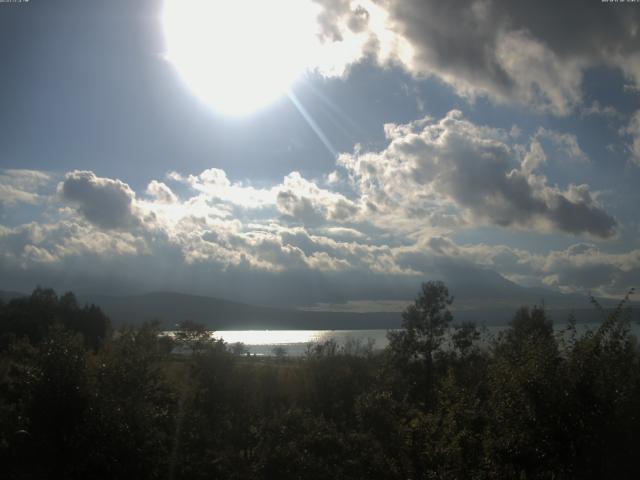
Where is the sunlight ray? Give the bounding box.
[305,81,370,140]
[287,89,338,159]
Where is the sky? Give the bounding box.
[1,0,640,309]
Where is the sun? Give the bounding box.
[162,0,320,115]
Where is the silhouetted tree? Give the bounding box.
[272,346,287,359]
[174,320,211,354]
[0,287,110,349]
[484,306,568,477]
[451,321,481,357]
[387,280,453,404]
[230,342,249,355]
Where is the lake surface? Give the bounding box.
[214,329,389,356]
[213,322,640,356]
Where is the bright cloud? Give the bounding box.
[339,110,616,238]
[0,105,635,302]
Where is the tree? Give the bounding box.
[272,346,287,360]
[386,281,454,404]
[485,305,566,476]
[22,326,90,478]
[451,321,481,358]
[174,320,212,354]
[0,287,110,350]
[387,281,453,365]
[83,321,176,479]
[230,342,249,356]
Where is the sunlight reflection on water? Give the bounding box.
[214,330,323,346]
[209,328,419,356]
[158,323,640,356]
[168,322,640,357]
[213,329,385,355]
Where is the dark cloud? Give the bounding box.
[59,170,141,230]
[315,0,640,113]
[388,1,512,92]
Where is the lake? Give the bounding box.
[213,322,640,356]
[213,329,389,356]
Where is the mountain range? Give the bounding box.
[2,279,637,330]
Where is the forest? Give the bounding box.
[1,282,639,479]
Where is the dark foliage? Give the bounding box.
[1,283,639,479]
[0,287,110,350]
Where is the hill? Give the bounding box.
[78,292,403,330]
[79,289,639,331]
[3,285,637,330]
[0,290,25,303]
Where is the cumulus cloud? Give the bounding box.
[1,167,415,300]
[59,170,143,230]
[275,172,360,224]
[311,0,640,114]
[388,236,640,298]
[146,180,178,204]
[0,163,640,303]
[339,110,617,238]
[175,168,275,209]
[0,169,52,209]
[170,168,361,227]
[287,0,412,78]
[0,107,632,303]
[464,241,640,297]
[539,243,638,293]
[0,220,149,268]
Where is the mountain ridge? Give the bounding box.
[2,287,636,330]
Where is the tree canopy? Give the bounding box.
[1,284,639,479]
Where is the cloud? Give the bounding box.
[0,220,149,268]
[621,110,640,165]
[581,101,620,119]
[339,110,617,238]
[0,164,636,302]
[171,168,361,227]
[0,99,633,304]
[534,128,589,163]
[392,237,640,298]
[59,170,143,230]
[275,172,360,225]
[312,0,640,114]
[0,167,419,301]
[304,0,413,76]
[497,242,640,297]
[146,180,178,204]
[540,243,640,294]
[0,169,52,209]
[313,0,356,42]
[176,168,276,209]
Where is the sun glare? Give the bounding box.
[162,0,320,115]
